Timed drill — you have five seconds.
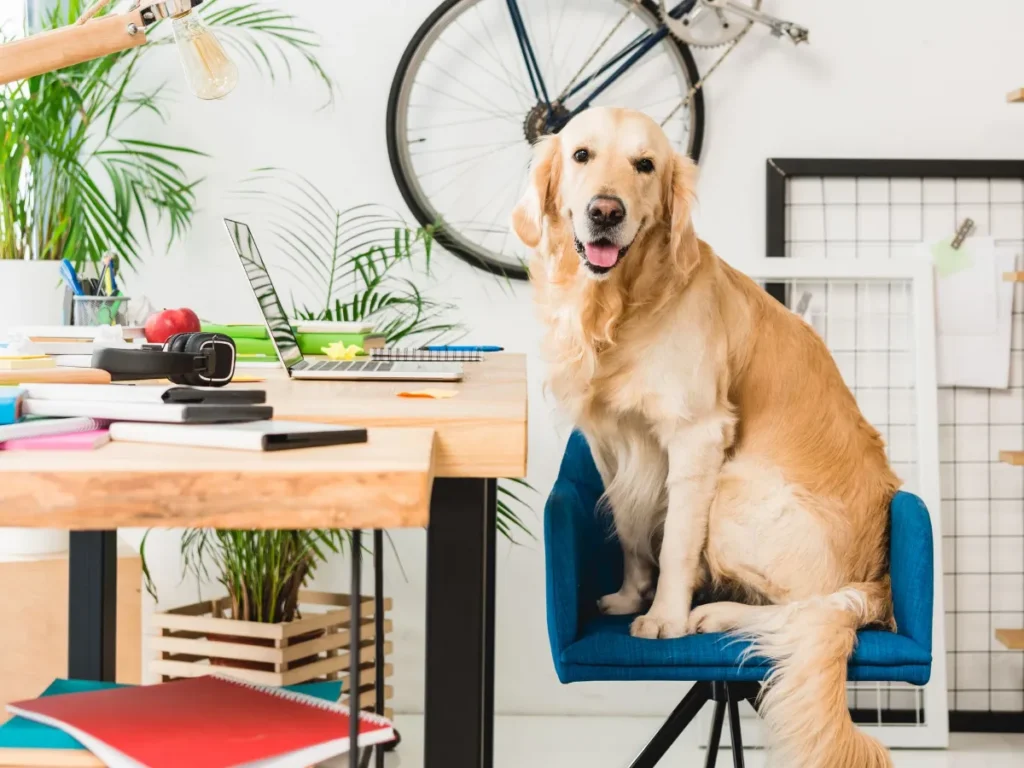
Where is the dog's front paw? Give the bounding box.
[598,591,645,616]
[630,612,690,639]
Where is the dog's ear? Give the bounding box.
[512,135,562,248]
[667,153,700,275]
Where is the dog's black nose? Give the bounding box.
[587,196,625,228]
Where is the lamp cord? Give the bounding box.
[75,0,115,25]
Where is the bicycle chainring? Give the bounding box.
[659,0,760,49]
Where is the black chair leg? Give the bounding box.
[628,682,711,768]
[727,698,745,768]
[704,700,726,768]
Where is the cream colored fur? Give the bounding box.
[513,107,900,768]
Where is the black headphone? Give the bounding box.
[91,332,237,386]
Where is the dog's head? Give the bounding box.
[512,107,698,281]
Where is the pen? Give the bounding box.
[424,345,504,352]
[59,259,84,296]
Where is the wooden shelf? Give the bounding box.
[996,628,1024,650]
[1003,272,1024,282]
[999,450,1024,465]
[1008,88,1024,103]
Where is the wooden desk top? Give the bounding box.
[0,428,435,530]
[251,354,528,479]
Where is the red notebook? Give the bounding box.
[7,675,393,768]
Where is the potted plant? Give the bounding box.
[0,0,333,337]
[145,530,392,705]
[0,0,331,555]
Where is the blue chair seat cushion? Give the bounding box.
[560,615,932,685]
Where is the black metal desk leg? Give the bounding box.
[350,529,362,768]
[425,477,497,768]
[373,529,385,768]
[68,530,117,681]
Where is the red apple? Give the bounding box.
[144,308,202,343]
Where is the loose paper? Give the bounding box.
[930,237,1015,389]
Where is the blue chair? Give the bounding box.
[545,431,934,767]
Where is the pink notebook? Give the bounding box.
[1,429,109,451]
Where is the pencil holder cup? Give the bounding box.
[72,295,131,326]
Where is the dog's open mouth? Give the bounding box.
[574,237,630,274]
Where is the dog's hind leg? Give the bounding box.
[687,601,778,635]
[598,550,653,615]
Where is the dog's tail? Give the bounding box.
[743,584,893,768]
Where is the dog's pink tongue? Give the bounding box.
[584,242,619,268]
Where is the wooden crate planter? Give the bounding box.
[150,589,394,718]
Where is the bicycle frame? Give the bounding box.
[505,0,698,131]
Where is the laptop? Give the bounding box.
[224,219,463,382]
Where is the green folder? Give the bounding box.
[0,678,343,755]
[297,333,382,356]
[200,324,269,340]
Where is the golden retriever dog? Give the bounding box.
[513,106,899,768]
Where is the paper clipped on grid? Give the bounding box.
[925,237,1015,388]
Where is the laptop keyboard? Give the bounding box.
[298,360,395,373]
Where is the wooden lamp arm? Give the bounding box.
[0,0,205,86]
[0,9,147,86]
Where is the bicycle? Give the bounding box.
[387,1,809,279]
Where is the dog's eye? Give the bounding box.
[634,158,655,174]
[573,148,590,164]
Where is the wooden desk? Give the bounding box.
[246,353,528,478]
[0,429,435,529]
[3,355,528,768]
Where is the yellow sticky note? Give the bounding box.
[322,342,364,361]
[397,389,459,399]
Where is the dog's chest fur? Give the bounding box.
[542,283,720,437]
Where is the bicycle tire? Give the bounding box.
[386,0,705,280]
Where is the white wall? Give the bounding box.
[117,0,1024,717]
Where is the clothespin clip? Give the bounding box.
[950,218,975,250]
[794,291,813,323]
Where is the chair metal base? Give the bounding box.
[628,682,761,768]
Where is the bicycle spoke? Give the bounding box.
[449,19,533,107]
[414,78,522,122]
[420,60,525,121]
[408,114,521,132]
[410,138,525,157]
[545,0,570,89]
[471,6,536,104]
[417,140,522,182]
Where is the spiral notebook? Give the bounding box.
[371,348,483,362]
[7,675,393,768]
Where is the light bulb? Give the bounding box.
[171,11,238,100]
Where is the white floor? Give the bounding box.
[327,716,1024,767]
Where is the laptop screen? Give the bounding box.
[223,219,304,370]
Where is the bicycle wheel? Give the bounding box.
[387,0,704,280]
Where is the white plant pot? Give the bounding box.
[0,260,66,340]
[0,260,68,557]
[0,530,69,557]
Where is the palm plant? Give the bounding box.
[234,168,459,346]
[0,0,334,266]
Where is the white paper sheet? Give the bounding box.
[932,238,1015,389]
[934,237,999,335]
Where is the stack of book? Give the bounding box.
[0,384,367,452]
[202,321,385,360]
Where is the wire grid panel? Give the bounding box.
[775,167,1024,725]
[727,259,947,748]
